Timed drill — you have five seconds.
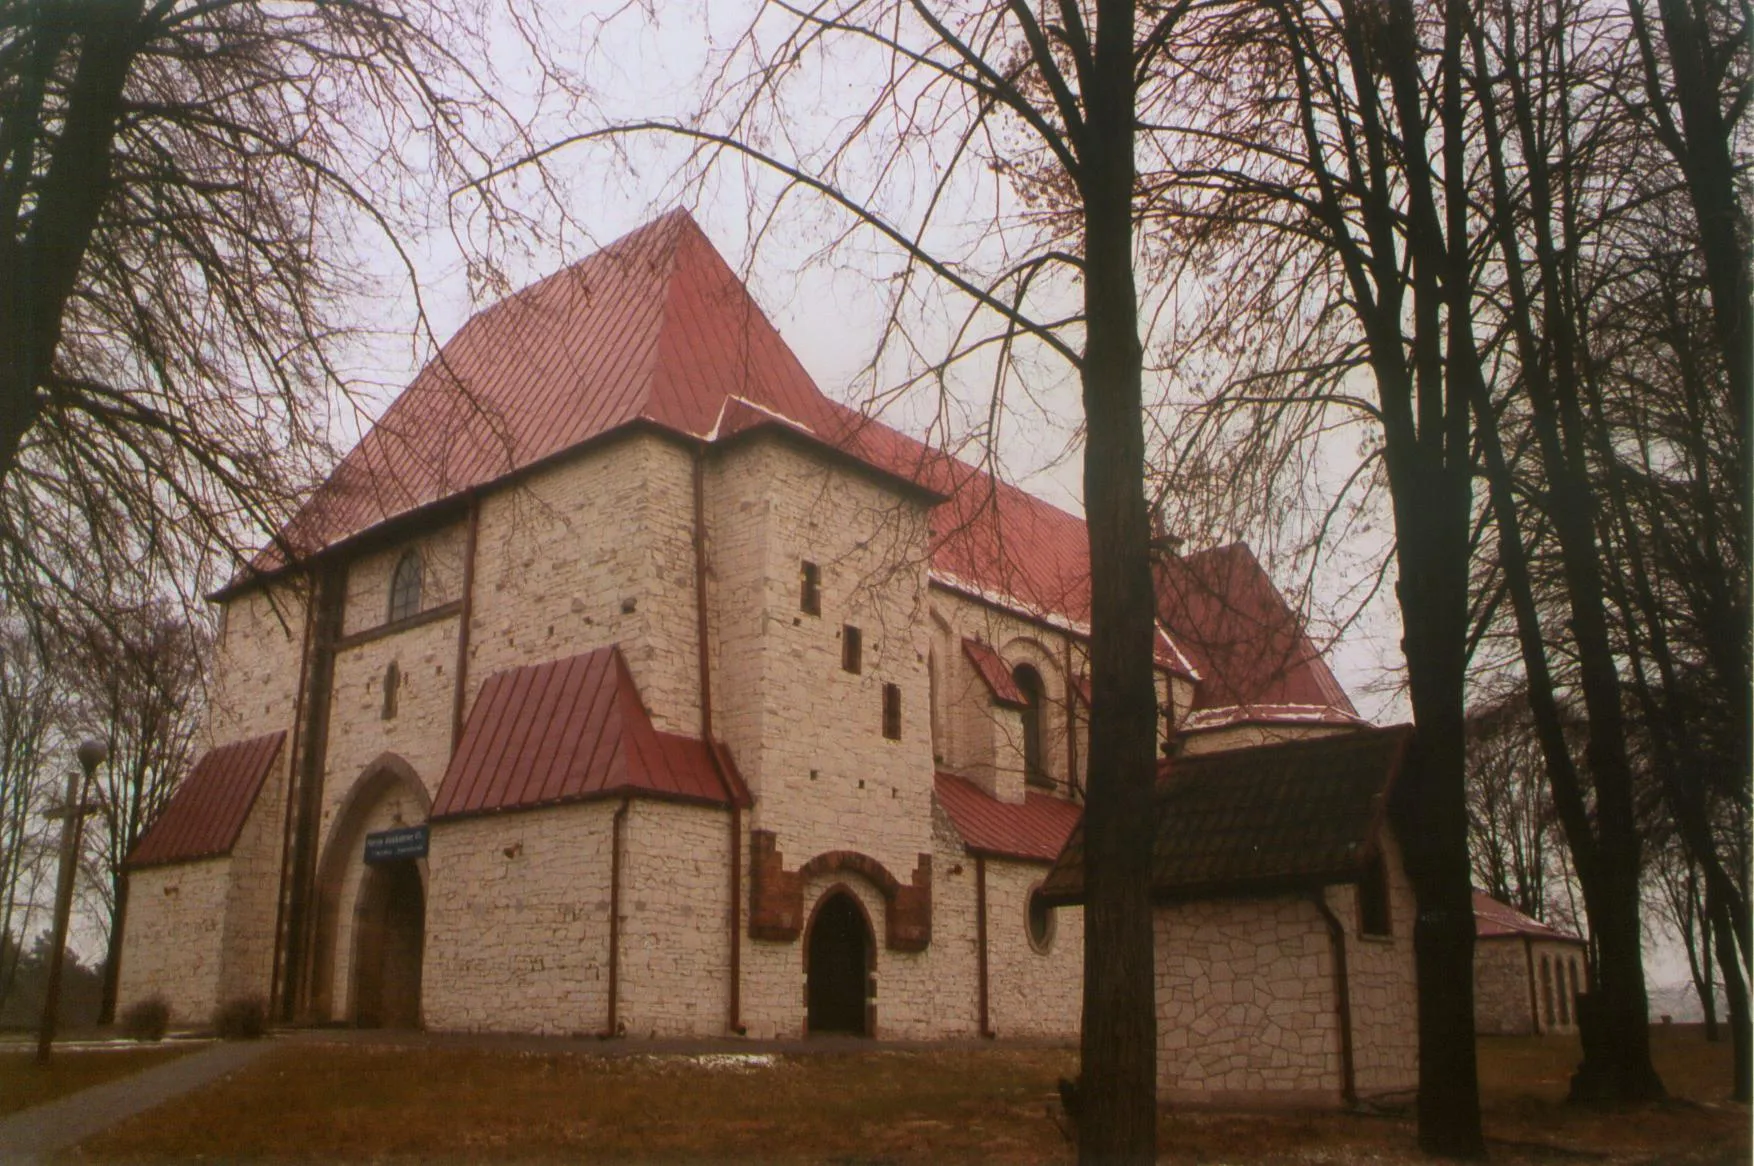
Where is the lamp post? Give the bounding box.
[36,737,107,1065]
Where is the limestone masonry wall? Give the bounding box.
[984,858,1082,1037]
[618,802,732,1037]
[1474,939,1536,1035]
[116,857,230,1024]
[209,582,306,751]
[215,756,289,1008]
[422,802,616,1034]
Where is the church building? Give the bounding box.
[116,211,1413,1105]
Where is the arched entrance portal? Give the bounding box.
[351,858,425,1028]
[806,890,872,1035]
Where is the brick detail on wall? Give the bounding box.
[748,829,932,951]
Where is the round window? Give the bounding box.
[1026,887,1055,953]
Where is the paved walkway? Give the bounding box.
[0,1039,274,1163]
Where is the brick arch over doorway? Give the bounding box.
[747,830,932,951]
[305,753,431,1023]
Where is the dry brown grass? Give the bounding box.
[0,1044,194,1118]
[61,1026,1748,1164]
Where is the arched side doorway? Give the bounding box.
[352,858,425,1029]
[805,888,874,1036]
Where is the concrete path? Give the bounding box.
[0,1039,274,1163]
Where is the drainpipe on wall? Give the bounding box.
[976,855,993,1038]
[1311,890,1357,1106]
[450,492,481,751]
[601,796,630,1039]
[1523,935,1540,1035]
[692,445,746,1036]
[268,580,317,1020]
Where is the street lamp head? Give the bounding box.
[76,738,108,775]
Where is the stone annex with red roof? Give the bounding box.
[115,211,1419,1106]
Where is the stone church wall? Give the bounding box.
[1334,830,1419,1099]
[1474,938,1536,1035]
[116,856,230,1025]
[208,581,306,752]
[1155,895,1342,1106]
[619,801,732,1038]
[214,758,290,1009]
[984,858,1082,1038]
[423,801,618,1035]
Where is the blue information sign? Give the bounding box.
[363,824,429,864]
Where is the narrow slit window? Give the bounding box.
[800,561,821,616]
[882,683,901,740]
[388,549,423,623]
[842,625,862,674]
[1358,855,1391,936]
[381,660,400,720]
[1013,664,1049,787]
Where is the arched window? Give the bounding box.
[388,549,423,624]
[1012,663,1048,787]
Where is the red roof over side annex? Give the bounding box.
[934,772,1083,863]
[431,644,743,821]
[1473,891,1584,943]
[126,732,286,869]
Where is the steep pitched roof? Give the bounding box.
[234,211,1342,712]
[432,644,740,820]
[961,638,1027,708]
[125,732,286,869]
[934,772,1083,862]
[1474,890,1584,943]
[1039,725,1410,903]
[1156,543,1357,724]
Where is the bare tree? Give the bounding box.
[59,603,205,1024]
[0,0,568,635]
[0,619,62,1011]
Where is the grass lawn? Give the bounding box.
[62,1025,1746,1163]
[0,1043,195,1118]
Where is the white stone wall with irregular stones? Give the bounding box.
[924,805,981,1037]
[115,857,230,1024]
[1335,829,1419,1098]
[313,777,432,1023]
[984,858,1082,1038]
[1474,938,1536,1035]
[321,616,458,816]
[704,437,934,874]
[422,802,616,1035]
[215,761,289,1008]
[207,582,306,751]
[618,802,732,1038]
[1155,895,1342,1106]
[465,433,704,738]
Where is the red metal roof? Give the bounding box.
[235,211,1343,714]
[431,644,738,820]
[961,639,1027,708]
[1156,543,1357,720]
[934,772,1083,862]
[125,732,286,869]
[1473,890,1584,943]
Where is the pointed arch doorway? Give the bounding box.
[806,889,873,1036]
[351,857,425,1029]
